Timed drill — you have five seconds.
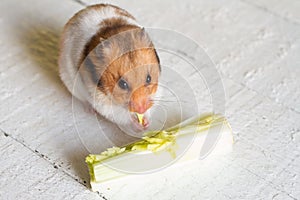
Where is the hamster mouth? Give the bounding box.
[136,113,144,125]
[131,112,149,130]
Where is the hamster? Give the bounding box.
[59,4,161,130]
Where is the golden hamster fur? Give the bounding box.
[59,4,161,130]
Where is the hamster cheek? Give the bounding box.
[150,83,158,94]
[110,87,130,106]
[113,93,130,106]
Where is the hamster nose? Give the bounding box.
[129,88,152,114]
[129,99,149,114]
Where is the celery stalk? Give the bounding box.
[136,113,144,125]
[86,114,233,190]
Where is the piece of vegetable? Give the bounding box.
[86,114,233,190]
[136,113,144,125]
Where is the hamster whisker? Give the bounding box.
[152,97,177,99]
[151,99,192,104]
[151,100,179,102]
[152,98,183,101]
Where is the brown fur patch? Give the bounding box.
[80,18,140,67]
[79,9,160,111]
[102,47,160,107]
[79,17,141,94]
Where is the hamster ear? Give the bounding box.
[139,27,146,38]
[97,37,111,54]
[99,37,105,42]
[136,27,152,47]
[97,37,120,61]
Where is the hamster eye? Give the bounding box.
[146,74,151,85]
[118,78,129,90]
